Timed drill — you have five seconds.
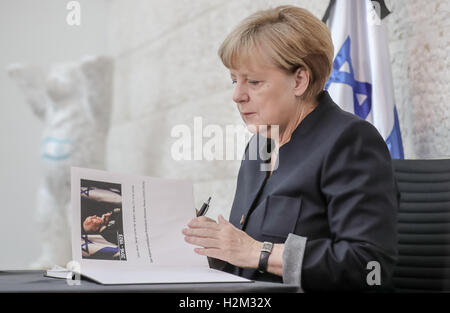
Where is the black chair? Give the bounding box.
[392,158,450,292]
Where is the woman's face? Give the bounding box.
[230,56,302,134]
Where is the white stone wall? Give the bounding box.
[106,0,450,220]
[385,0,450,158]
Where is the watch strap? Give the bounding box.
[258,242,273,273]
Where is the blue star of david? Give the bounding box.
[81,187,92,197]
[81,234,93,254]
[325,36,372,119]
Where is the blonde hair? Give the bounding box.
[218,5,334,101]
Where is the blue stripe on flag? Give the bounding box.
[386,106,404,159]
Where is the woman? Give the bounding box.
[182,5,398,291]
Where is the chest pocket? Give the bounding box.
[261,195,302,240]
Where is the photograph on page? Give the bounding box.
[80,179,126,261]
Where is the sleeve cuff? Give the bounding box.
[282,233,307,291]
[207,257,227,271]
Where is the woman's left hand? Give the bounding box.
[182,215,261,269]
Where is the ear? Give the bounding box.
[292,67,310,97]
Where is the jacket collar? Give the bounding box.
[238,90,336,222]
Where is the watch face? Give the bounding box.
[262,242,273,252]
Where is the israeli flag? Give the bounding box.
[323,0,404,159]
[81,234,119,260]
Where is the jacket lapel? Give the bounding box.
[232,135,271,229]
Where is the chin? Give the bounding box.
[244,123,259,134]
[245,124,278,140]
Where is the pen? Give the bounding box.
[197,196,211,217]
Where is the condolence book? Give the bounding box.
[70,167,249,285]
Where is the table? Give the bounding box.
[0,270,300,293]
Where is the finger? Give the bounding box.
[188,218,219,230]
[218,214,229,225]
[197,215,216,223]
[194,247,223,260]
[184,236,220,248]
[182,227,218,238]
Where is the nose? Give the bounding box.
[232,82,249,104]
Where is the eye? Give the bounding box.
[231,80,237,85]
[248,80,260,85]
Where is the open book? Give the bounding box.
[69,167,249,285]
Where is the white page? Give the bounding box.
[82,266,250,285]
[70,167,249,284]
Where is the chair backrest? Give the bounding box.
[392,158,450,292]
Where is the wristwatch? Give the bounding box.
[258,242,273,273]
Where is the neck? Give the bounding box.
[277,99,317,147]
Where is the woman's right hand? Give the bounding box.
[195,208,216,223]
[195,209,217,223]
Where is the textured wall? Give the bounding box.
[385,0,450,158]
[106,0,450,220]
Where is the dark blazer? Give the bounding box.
[224,91,398,291]
[99,208,123,245]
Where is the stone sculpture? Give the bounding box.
[7,55,114,269]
